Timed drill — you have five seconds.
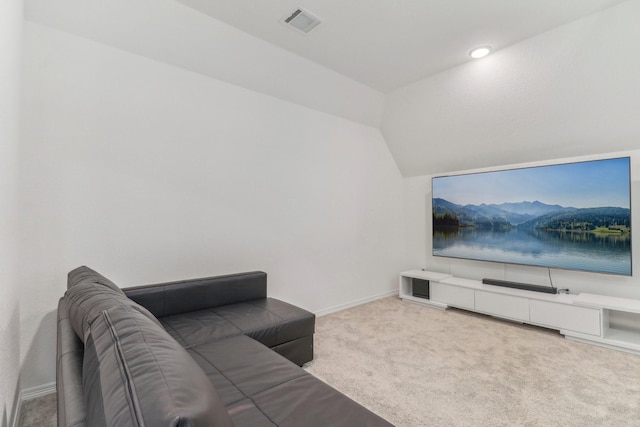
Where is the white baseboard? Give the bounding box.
[314,288,397,317]
[19,382,56,401]
[11,382,56,427]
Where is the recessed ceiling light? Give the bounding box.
[469,46,493,59]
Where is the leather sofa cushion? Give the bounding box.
[64,266,161,342]
[188,335,392,426]
[83,303,234,427]
[160,298,315,349]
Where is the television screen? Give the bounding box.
[432,157,632,276]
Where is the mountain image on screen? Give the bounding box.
[431,157,632,276]
[433,199,630,232]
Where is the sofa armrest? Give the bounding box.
[124,271,267,318]
[57,298,87,427]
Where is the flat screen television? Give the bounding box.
[432,157,632,276]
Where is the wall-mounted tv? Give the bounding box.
[432,157,632,276]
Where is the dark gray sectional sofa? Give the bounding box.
[56,266,393,426]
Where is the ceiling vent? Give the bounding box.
[282,8,322,34]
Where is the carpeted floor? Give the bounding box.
[17,392,56,427]
[304,297,640,426]
[18,296,640,426]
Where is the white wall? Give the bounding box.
[19,22,405,390]
[404,151,640,300]
[25,0,384,128]
[383,0,640,177]
[0,0,23,425]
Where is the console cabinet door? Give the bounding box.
[430,282,474,310]
[530,300,601,336]
[475,291,529,322]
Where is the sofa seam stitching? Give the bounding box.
[187,346,279,426]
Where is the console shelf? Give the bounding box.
[398,270,451,308]
[572,293,640,353]
[399,270,640,355]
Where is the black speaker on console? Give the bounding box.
[482,278,557,294]
[412,279,430,299]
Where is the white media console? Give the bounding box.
[400,270,640,355]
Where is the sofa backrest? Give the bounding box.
[64,266,161,343]
[62,266,235,427]
[83,304,234,427]
[124,271,267,318]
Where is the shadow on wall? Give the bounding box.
[1,303,21,427]
[1,377,20,427]
[21,310,57,392]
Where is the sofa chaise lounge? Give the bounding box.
[56,266,392,426]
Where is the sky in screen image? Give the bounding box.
[433,158,631,208]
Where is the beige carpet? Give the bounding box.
[18,297,640,426]
[304,297,640,427]
[17,392,56,427]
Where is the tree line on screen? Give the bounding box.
[433,200,630,234]
[518,207,630,232]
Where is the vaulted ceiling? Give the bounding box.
[25,0,639,176]
[177,0,627,92]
